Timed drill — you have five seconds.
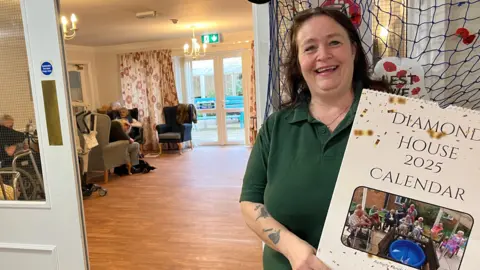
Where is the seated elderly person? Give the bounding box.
[412,217,424,240]
[110,119,140,174]
[383,209,396,232]
[395,203,408,226]
[444,230,465,256]
[398,215,413,235]
[116,107,142,128]
[0,114,14,129]
[369,212,382,231]
[0,124,26,168]
[369,205,378,216]
[431,223,444,240]
[0,114,29,149]
[113,107,144,156]
[348,209,372,248]
[0,116,43,179]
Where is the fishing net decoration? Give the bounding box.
[265,0,480,117]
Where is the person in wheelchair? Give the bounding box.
[1,118,44,200]
[0,123,26,168]
[0,114,14,129]
[1,115,33,152]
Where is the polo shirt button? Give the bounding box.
[321,127,326,134]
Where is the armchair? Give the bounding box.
[87,113,130,183]
[156,104,195,154]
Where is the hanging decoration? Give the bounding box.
[321,0,362,28]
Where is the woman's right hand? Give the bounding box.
[284,235,330,270]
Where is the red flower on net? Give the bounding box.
[455,27,470,39]
[463,34,476,45]
[350,12,361,26]
[411,75,421,83]
[396,70,407,78]
[383,61,397,72]
[411,87,421,95]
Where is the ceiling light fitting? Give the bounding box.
[184,27,206,59]
[61,13,78,40]
[136,11,157,19]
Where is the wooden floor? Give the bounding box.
[82,146,263,270]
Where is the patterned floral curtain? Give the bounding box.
[119,50,179,152]
[249,41,258,145]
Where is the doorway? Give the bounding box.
[189,51,248,146]
[67,63,94,114]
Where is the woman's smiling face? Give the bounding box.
[296,15,356,97]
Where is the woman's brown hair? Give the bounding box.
[282,7,390,108]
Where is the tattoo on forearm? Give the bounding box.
[254,204,262,211]
[267,229,281,245]
[255,205,271,221]
[263,228,273,232]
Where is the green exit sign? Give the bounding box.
[201,33,220,44]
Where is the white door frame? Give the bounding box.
[190,49,250,146]
[216,51,248,146]
[188,55,220,145]
[0,0,89,269]
[67,64,89,108]
[66,61,98,111]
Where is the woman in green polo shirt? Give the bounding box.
[240,7,390,270]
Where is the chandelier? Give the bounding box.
[61,13,78,40]
[184,27,206,59]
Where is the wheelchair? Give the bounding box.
[0,149,45,200]
[0,170,20,200]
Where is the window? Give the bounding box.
[394,196,407,205]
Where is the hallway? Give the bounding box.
[82,146,262,269]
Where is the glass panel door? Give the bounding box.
[191,59,219,144]
[222,57,245,144]
[0,0,88,268]
[187,53,248,146]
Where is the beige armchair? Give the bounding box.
[87,113,129,183]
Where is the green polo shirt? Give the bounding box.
[240,83,363,270]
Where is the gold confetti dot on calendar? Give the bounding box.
[427,129,446,139]
[388,97,407,104]
[354,130,374,136]
[360,109,368,117]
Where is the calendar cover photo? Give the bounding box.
[316,90,479,270]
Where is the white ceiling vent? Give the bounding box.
[136,11,157,19]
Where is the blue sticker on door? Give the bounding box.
[41,62,53,76]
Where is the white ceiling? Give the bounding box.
[59,0,254,47]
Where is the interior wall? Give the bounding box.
[252,3,270,127]
[94,52,121,107]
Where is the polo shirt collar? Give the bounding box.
[288,103,309,123]
[287,80,364,124]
